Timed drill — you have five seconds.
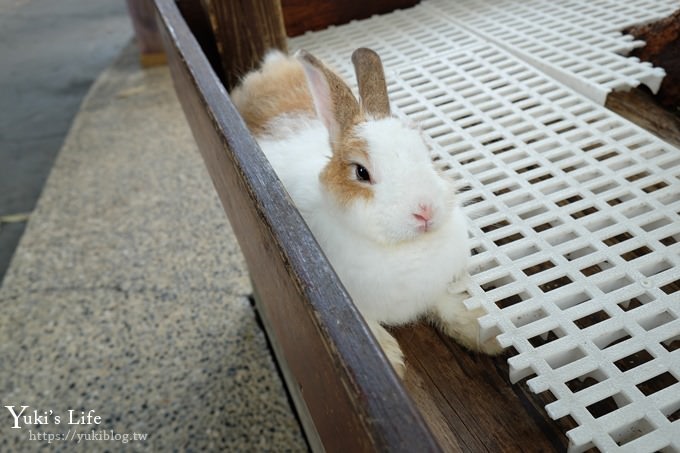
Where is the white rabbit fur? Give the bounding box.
[231,49,501,375]
[258,116,470,324]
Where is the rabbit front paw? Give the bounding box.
[429,294,504,356]
[367,320,405,377]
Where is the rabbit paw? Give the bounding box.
[367,320,405,377]
[430,291,504,356]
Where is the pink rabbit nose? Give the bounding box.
[413,204,433,231]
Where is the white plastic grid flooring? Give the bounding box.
[289,1,680,452]
[424,0,677,104]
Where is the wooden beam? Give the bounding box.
[281,0,422,37]
[200,0,288,90]
[153,1,441,451]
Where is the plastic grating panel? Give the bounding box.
[290,4,483,83]
[289,3,680,452]
[424,0,676,104]
[390,44,680,453]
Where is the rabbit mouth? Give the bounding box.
[412,205,437,234]
[405,217,438,238]
[416,220,439,236]
[413,216,433,233]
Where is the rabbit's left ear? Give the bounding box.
[352,48,391,119]
[296,49,360,146]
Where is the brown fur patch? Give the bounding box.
[297,50,361,142]
[324,67,361,140]
[230,54,315,137]
[234,51,374,207]
[320,132,374,206]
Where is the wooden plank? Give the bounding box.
[200,0,288,90]
[606,88,680,149]
[394,324,568,452]
[153,1,441,451]
[281,0,422,37]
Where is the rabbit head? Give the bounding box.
[297,48,458,246]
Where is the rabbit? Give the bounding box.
[231,48,502,376]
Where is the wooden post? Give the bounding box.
[201,0,288,90]
[125,0,167,67]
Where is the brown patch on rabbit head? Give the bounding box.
[320,130,374,206]
[298,50,374,206]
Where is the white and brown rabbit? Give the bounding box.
[231,48,502,376]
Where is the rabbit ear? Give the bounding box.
[352,48,391,119]
[296,50,360,145]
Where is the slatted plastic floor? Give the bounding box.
[290,1,679,451]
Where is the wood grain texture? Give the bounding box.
[394,324,568,453]
[281,0,422,37]
[201,0,288,90]
[153,1,440,451]
[606,87,680,149]
[624,9,680,111]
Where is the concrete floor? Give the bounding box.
[0,40,307,451]
[0,0,132,283]
[0,3,307,449]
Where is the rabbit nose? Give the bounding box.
[413,203,433,227]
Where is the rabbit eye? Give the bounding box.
[354,164,371,183]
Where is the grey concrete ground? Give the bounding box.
[0,0,132,281]
[0,1,307,450]
[0,37,307,450]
